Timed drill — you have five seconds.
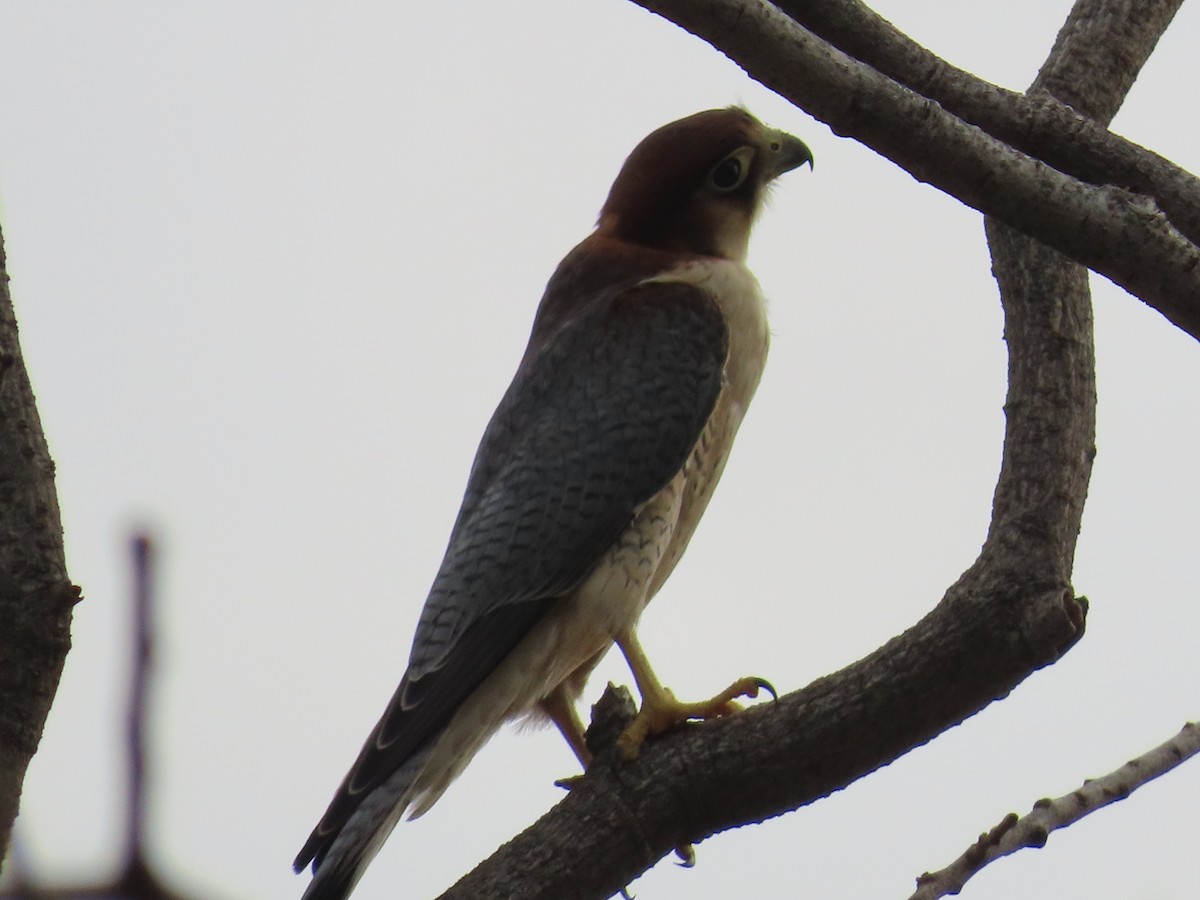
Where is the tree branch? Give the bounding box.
[629,0,1200,343]
[777,0,1199,242]
[433,1,1183,896]
[0,222,78,868]
[956,2,1182,891]
[960,4,1175,893]
[1,535,212,900]
[910,721,1200,900]
[440,585,1085,900]
[122,534,155,889]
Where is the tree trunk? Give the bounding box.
[0,224,78,867]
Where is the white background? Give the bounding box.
[1,2,1198,898]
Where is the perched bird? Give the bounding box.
[295,107,811,899]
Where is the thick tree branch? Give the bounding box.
[630,0,1200,343]
[910,721,1200,900]
[961,4,1169,893]
[440,588,1085,900]
[958,2,1181,890]
[982,0,1175,608]
[0,225,78,867]
[778,0,1200,243]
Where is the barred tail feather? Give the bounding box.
[297,747,434,900]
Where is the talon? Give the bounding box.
[614,627,776,757]
[675,843,696,868]
[554,774,585,791]
[616,676,774,758]
[751,676,778,701]
[619,887,635,900]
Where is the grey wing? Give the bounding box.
[295,279,727,872]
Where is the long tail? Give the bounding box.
[296,747,434,900]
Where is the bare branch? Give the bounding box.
[0,220,78,868]
[630,0,1200,342]
[910,722,1200,900]
[1,535,217,900]
[437,1,1184,895]
[777,0,1200,242]
[937,3,1184,898]
[440,582,1085,900]
[122,534,155,888]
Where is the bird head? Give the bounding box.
[596,107,812,262]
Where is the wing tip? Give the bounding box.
[293,837,320,875]
[293,821,372,900]
[298,859,358,900]
[295,747,434,899]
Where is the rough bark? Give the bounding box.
[435,2,1179,897]
[631,0,1200,343]
[778,0,1200,245]
[983,3,1179,562]
[0,538,207,899]
[439,587,1084,900]
[0,227,78,867]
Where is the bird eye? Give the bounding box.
[708,147,755,192]
[711,158,741,190]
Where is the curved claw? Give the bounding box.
[750,676,778,702]
[674,843,697,868]
[553,774,585,791]
[617,675,779,758]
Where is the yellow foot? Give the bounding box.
[617,676,775,759]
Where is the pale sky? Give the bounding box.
[1,3,1198,899]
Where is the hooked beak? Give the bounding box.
[764,129,814,180]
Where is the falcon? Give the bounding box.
[295,107,812,899]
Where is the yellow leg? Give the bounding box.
[540,685,593,768]
[614,627,773,760]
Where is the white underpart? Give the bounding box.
[402,255,770,819]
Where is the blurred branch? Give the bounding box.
[910,722,1200,900]
[124,534,153,885]
[1,536,219,900]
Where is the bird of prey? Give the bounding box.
[295,106,811,899]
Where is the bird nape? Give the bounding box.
[294,106,812,899]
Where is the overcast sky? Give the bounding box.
[1,2,1198,899]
